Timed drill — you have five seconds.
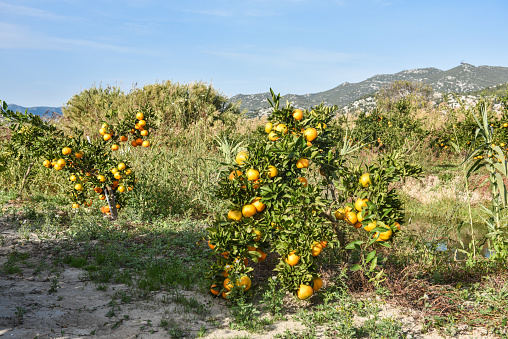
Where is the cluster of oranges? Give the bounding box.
[99,112,151,150]
[334,173,399,242]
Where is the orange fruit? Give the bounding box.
[311,242,323,256]
[237,275,251,291]
[251,197,265,212]
[320,240,327,248]
[118,163,126,170]
[285,251,300,266]
[69,175,77,182]
[138,119,146,127]
[364,220,377,232]
[303,128,317,142]
[72,203,79,209]
[334,207,347,220]
[43,160,51,168]
[344,211,358,225]
[131,140,138,147]
[275,124,288,135]
[103,133,112,141]
[359,173,371,187]
[120,135,128,142]
[307,141,312,147]
[114,172,122,180]
[265,122,273,133]
[267,165,278,178]
[222,291,230,299]
[298,177,308,187]
[246,168,260,181]
[313,277,323,291]
[208,241,215,250]
[74,183,83,191]
[296,158,309,169]
[136,112,144,120]
[257,249,267,262]
[117,185,126,193]
[111,144,119,151]
[142,140,150,147]
[94,187,103,194]
[268,131,279,141]
[394,222,401,230]
[236,151,248,165]
[229,170,242,180]
[97,175,106,182]
[125,169,132,175]
[75,152,83,159]
[62,147,72,155]
[354,198,368,212]
[223,278,233,290]
[57,159,66,167]
[99,128,107,135]
[99,194,106,200]
[140,130,148,136]
[227,210,242,221]
[374,225,393,241]
[253,229,262,241]
[357,211,365,223]
[297,284,313,300]
[242,204,257,217]
[293,109,303,120]
[353,222,363,229]
[136,138,143,146]
[211,284,220,295]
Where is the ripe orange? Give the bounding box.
[285,251,300,266]
[142,140,150,147]
[303,128,317,142]
[140,130,148,136]
[359,173,371,187]
[296,158,309,169]
[298,177,308,186]
[99,194,106,200]
[268,131,279,141]
[74,183,83,191]
[317,123,327,129]
[374,225,392,241]
[344,211,358,225]
[75,152,83,159]
[211,284,220,295]
[354,198,368,212]
[136,112,144,120]
[57,159,66,167]
[364,220,377,232]
[97,175,106,182]
[43,160,51,168]
[229,170,242,180]
[311,242,323,256]
[120,135,128,142]
[293,109,303,120]
[236,151,248,165]
[138,119,146,127]
[227,210,242,221]
[334,207,346,220]
[208,241,215,250]
[237,275,251,291]
[267,165,278,178]
[246,168,259,181]
[117,185,126,193]
[313,277,323,291]
[265,122,273,133]
[242,204,257,217]
[353,222,363,228]
[131,140,138,147]
[223,278,234,290]
[117,163,126,171]
[275,124,288,135]
[125,169,132,175]
[136,138,143,146]
[251,197,265,212]
[320,240,328,248]
[257,249,267,262]
[103,133,112,141]
[114,172,122,180]
[307,141,312,147]
[297,284,313,300]
[69,175,77,182]
[111,144,119,151]
[94,187,103,194]
[357,211,364,223]
[62,147,72,155]
[394,222,401,230]
[253,229,262,241]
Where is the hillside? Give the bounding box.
[6,104,63,117]
[232,64,508,116]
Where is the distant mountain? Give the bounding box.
[231,64,508,116]
[6,104,63,117]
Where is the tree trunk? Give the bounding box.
[18,160,35,199]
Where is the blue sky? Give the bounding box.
[1,0,507,107]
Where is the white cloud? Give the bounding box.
[0,2,79,21]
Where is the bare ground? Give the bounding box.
[0,218,499,339]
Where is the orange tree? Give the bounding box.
[207,89,341,300]
[0,100,154,215]
[333,151,421,284]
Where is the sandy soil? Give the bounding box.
[0,218,499,339]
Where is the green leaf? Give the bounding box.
[369,256,378,272]
[350,264,362,271]
[345,240,363,250]
[365,250,376,263]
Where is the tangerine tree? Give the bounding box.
[207,89,341,300]
[0,100,155,216]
